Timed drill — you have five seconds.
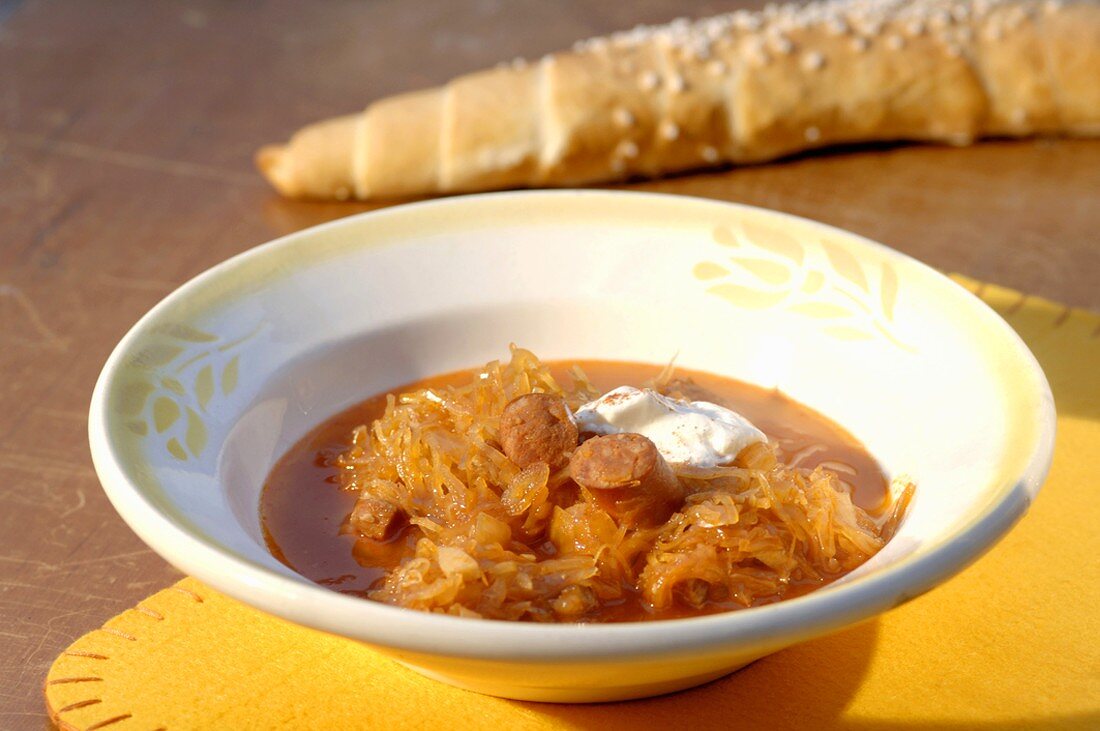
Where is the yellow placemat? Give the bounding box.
[45,278,1100,730]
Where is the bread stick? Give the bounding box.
[257,0,1100,200]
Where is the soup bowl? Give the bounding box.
[89,190,1054,702]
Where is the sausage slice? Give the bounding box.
[569,433,684,528]
[499,392,578,469]
[349,496,403,540]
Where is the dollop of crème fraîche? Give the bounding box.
[572,386,767,467]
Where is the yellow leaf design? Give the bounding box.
[788,302,854,319]
[880,263,899,320]
[166,438,187,461]
[116,381,155,417]
[154,323,218,342]
[153,396,180,433]
[693,261,729,280]
[708,283,788,309]
[195,365,214,411]
[825,325,875,341]
[129,343,183,370]
[160,377,186,396]
[802,271,825,294]
[222,356,240,395]
[821,241,869,292]
[174,350,211,374]
[126,421,147,437]
[185,407,208,457]
[712,225,738,246]
[735,257,791,286]
[742,221,804,264]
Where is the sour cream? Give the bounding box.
[572,386,766,467]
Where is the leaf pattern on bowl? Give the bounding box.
[700,223,915,351]
[112,322,261,462]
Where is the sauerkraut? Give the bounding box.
[335,347,912,622]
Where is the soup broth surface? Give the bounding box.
[262,360,892,621]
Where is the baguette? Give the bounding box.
[256,0,1100,200]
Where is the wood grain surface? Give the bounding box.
[0,0,1097,726]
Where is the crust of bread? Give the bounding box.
[734,24,989,162]
[540,42,663,184]
[255,114,357,199]
[442,64,543,193]
[361,88,445,198]
[974,4,1059,135]
[646,38,740,174]
[1042,2,1100,135]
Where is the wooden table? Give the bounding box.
[1,1,1097,726]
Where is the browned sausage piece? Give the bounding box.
[499,392,579,469]
[349,496,403,540]
[569,433,685,528]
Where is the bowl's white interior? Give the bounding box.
[100,191,1050,616]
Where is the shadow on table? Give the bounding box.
[261,194,399,237]
[840,716,1100,730]
[252,140,915,240]
[514,615,1097,730]
[516,619,880,731]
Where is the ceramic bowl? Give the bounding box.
[89,191,1054,702]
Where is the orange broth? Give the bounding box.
[261,360,892,622]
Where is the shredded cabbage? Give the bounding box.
[337,347,913,621]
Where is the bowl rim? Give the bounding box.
[88,190,1056,661]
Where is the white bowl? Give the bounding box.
[89,191,1054,703]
